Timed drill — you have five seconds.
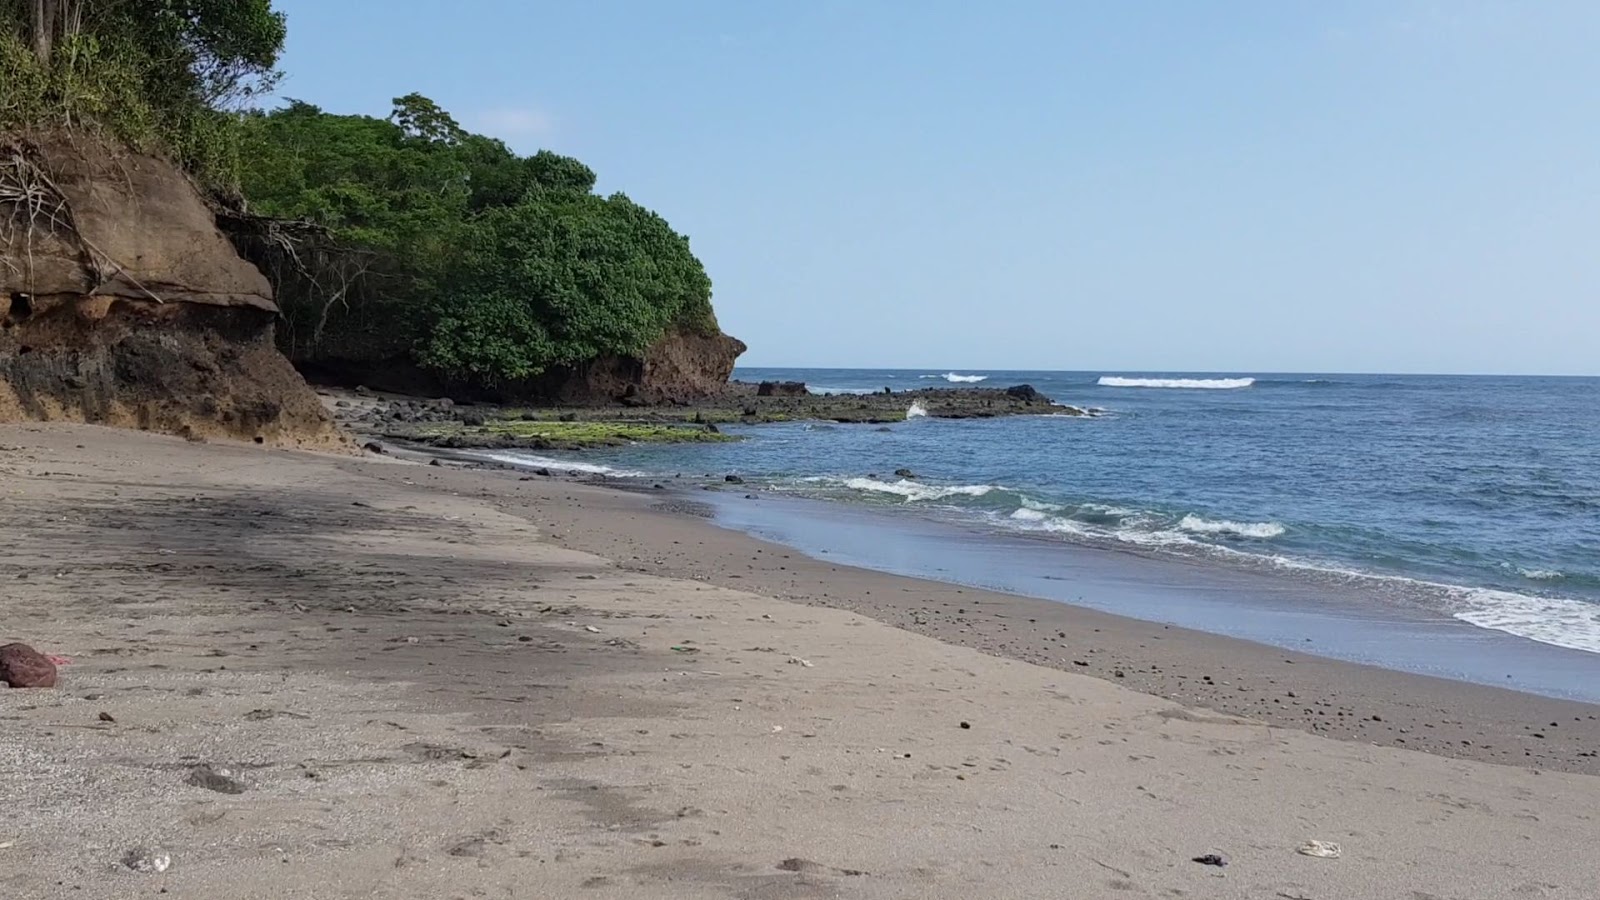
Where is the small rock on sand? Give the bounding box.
[121,846,171,873]
[185,764,247,794]
[0,643,57,688]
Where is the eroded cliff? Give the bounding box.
[0,135,337,444]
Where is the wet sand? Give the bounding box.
[3,423,1599,899]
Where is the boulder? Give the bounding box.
[756,380,808,397]
[1004,384,1047,404]
[0,642,57,688]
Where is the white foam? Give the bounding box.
[1010,507,1051,523]
[906,400,929,418]
[1520,568,1564,581]
[1177,514,1286,539]
[807,386,880,396]
[842,477,997,502]
[479,452,642,477]
[1453,589,1600,654]
[1098,376,1255,389]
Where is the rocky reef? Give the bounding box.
[0,135,336,445]
[333,381,1082,452]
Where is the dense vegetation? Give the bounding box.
[1,1,720,393]
[235,97,717,388]
[0,0,285,184]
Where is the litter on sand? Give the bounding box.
[1297,840,1342,859]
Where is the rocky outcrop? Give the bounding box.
[522,326,746,406]
[757,380,808,397]
[0,135,337,445]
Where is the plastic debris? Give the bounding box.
[584,625,602,633]
[787,656,813,667]
[1297,840,1342,859]
[122,846,171,873]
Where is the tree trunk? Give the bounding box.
[29,0,57,65]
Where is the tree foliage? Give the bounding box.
[235,96,716,390]
[0,0,286,182]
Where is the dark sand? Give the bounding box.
[361,461,1600,775]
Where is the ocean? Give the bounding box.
[483,369,1600,691]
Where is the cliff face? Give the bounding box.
[525,327,748,406]
[0,135,336,444]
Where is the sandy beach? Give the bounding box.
[4,423,1599,899]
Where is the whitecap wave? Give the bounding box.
[906,400,929,418]
[842,477,997,502]
[1098,376,1255,389]
[920,372,989,383]
[1177,514,1286,539]
[1521,568,1564,581]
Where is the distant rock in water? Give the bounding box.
[0,134,335,445]
[1005,384,1047,404]
[757,380,808,397]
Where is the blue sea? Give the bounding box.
[484,369,1600,694]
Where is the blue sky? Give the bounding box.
[268,1,1599,374]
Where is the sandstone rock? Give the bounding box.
[0,134,334,445]
[0,642,57,688]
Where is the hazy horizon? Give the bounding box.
[270,1,1600,377]
[730,365,1599,378]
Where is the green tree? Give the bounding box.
[0,0,286,181]
[233,95,718,392]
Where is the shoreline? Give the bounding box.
[362,448,1600,775]
[5,423,1600,898]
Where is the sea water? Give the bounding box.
[490,370,1600,662]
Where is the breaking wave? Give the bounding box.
[921,372,989,383]
[1177,514,1286,539]
[840,477,998,502]
[906,400,929,418]
[1098,376,1255,389]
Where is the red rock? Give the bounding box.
[0,643,57,688]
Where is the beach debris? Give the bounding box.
[1296,840,1342,859]
[121,846,171,873]
[777,857,866,877]
[787,656,814,667]
[771,725,784,733]
[0,840,15,850]
[584,625,602,633]
[185,764,247,795]
[670,645,701,654]
[1191,853,1228,867]
[0,642,58,688]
